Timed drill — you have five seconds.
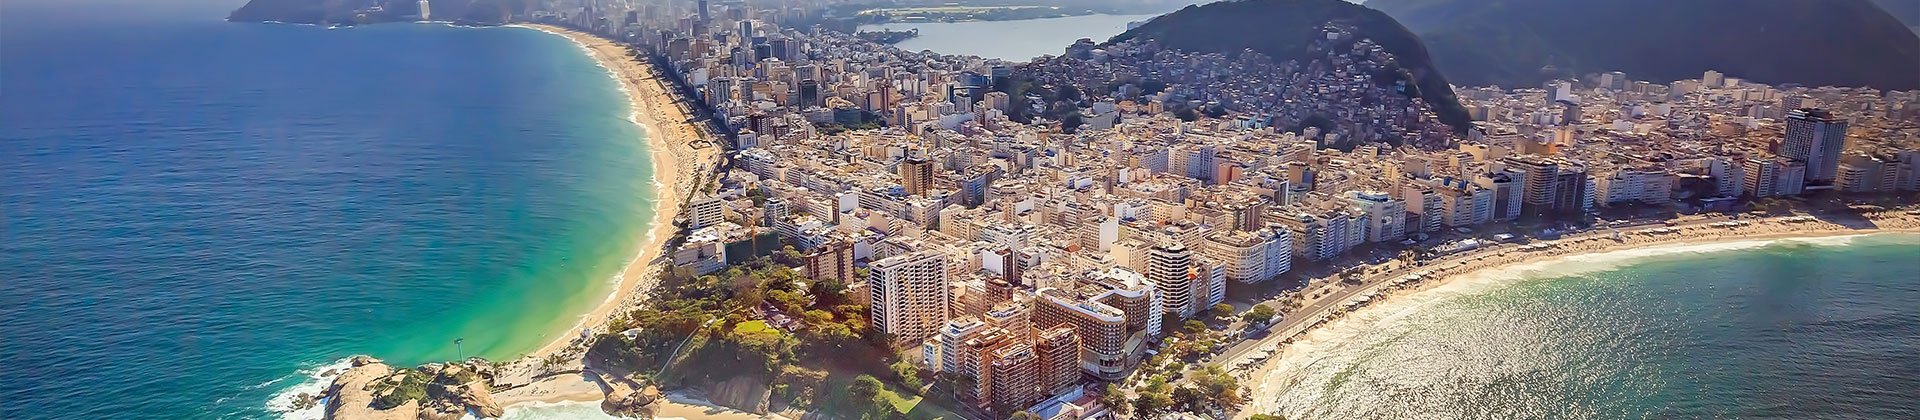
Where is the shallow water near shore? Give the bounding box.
[1,4,654,419]
[1247,233,1920,419]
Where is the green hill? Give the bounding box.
[1365,0,1920,90]
[1109,0,1469,130]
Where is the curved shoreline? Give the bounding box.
[482,25,753,419]
[1223,211,1920,419]
[504,24,712,362]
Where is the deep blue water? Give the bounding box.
[1,1,655,418]
[1250,234,1920,419]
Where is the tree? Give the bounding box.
[1183,319,1209,335]
[1133,389,1174,417]
[1244,303,1277,324]
[1098,383,1131,416]
[1010,411,1044,420]
[1172,386,1206,412]
[849,374,885,402]
[1211,303,1234,319]
[775,365,829,403]
[809,277,850,307]
[1194,366,1245,409]
[1248,414,1288,420]
[541,353,569,371]
[860,394,896,420]
[890,360,924,390]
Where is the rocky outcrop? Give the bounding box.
[323,356,416,420]
[320,355,508,420]
[704,375,772,414]
[602,384,663,418]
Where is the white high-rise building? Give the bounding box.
[689,195,726,229]
[1201,227,1292,284]
[1782,108,1848,184]
[1346,190,1408,241]
[1146,242,1195,319]
[870,250,951,345]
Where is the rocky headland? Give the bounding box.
[299,356,509,420]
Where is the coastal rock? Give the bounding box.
[602,385,662,418]
[416,401,465,420]
[320,356,512,420]
[465,358,498,382]
[704,375,771,414]
[457,381,505,418]
[322,359,419,420]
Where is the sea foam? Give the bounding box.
[265,357,356,420]
[1242,232,1903,416]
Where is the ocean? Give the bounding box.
[0,1,656,418]
[1246,233,1920,419]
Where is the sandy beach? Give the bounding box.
[488,24,745,417]
[1221,210,1920,407]
[505,23,718,361]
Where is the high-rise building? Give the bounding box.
[797,79,820,107]
[1781,108,1848,184]
[1346,190,1408,241]
[1146,242,1196,318]
[689,195,726,229]
[1744,158,1781,198]
[1476,169,1525,221]
[1034,326,1081,395]
[900,156,935,197]
[1504,156,1588,217]
[1201,228,1291,284]
[802,239,856,285]
[986,342,1039,414]
[931,316,987,373]
[1601,71,1628,90]
[1034,290,1128,379]
[870,251,950,346]
[956,327,1019,406]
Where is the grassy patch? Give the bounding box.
[733,320,780,336]
[814,369,963,420]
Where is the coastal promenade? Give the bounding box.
[1213,208,1920,388]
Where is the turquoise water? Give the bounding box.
[0,2,655,418]
[1247,234,1920,419]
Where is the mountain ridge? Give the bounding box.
[1364,0,1920,90]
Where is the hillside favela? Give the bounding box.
[3,0,1919,419]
